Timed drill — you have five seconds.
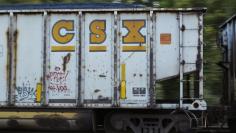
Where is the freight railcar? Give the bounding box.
[0,3,207,133]
[219,14,236,132]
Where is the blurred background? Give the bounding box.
[1,0,236,106]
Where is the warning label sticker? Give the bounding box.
[133,87,146,97]
[160,33,171,45]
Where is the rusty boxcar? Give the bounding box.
[0,3,207,133]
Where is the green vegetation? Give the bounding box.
[1,0,235,105]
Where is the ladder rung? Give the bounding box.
[180,45,199,47]
[184,28,199,30]
[180,98,202,100]
[180,62,196,64]
[181,80,200,82]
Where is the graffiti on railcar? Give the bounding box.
[16,81,36,102]
[62,53,71,72]
[47,66,69,92]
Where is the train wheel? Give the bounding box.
[104,113,133,133]
[173,115,193,133]
[104,112,192,133]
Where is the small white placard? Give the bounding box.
[0,45,3,57]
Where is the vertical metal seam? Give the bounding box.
[178,12,184,108]
[226,23,231,104]
[42,11,47,106]
[230,19,235,103]
[117,12,121,106]
[45,12,50,105]
[149,10,155,107]
[13,13,17,105]
[78,11,82,106]
[9,12,17,106]
[232,19,236,102]
[113,10,118,106]
[5,14,10,105]
[80,11,85,105]
[153,11,157,105]
[198,14,204,99]
[7,12,13,105]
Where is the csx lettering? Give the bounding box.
[52,20,75,44]
[51,19,146,45]
[89,20,106,44]
[122,20,146,44]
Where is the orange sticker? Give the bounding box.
[160,33,171,45]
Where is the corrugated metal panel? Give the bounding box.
[118,13,149,107]
[0,15,9,105]
[82,13,114,106]
[47,14,78,106]
[15,14,43,105]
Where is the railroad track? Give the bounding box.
[0,129,232,133]
[0,131,105,133]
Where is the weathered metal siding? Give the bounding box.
[155,13,179,80]
[155,13,201,80]
[15,14,44,105]
[0,15,9,105]
[0,8,206,110]
[182,13,200,73]
[47,14,79,106]
[82,13,114,106]
[118,13,150,107]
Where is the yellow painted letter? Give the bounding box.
[123,20,146,44]
[52,20,74,44]
[90,20,106,44]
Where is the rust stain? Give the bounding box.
[94,89,100,93]
[62,53,71,72]
[6,28,10,96]
[6,16,18,104]
[13,30,18,91]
